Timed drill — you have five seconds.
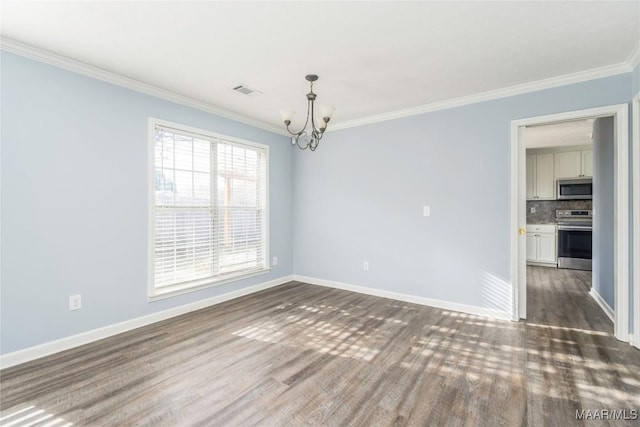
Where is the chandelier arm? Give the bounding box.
[309,94,327,135]
[310,96,317,133]
[284,99,313,136]
[284,126,302,137]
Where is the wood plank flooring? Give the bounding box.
[1,268,639,426]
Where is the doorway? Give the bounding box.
[524,119,600,331]
[510,104,629,342]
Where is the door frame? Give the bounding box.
[510,104,629,342]
[633,92,640,350]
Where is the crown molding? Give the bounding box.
[330,58,637,132]
[0,37,288,136]
[626,41,640,69]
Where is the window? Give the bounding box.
[149,119,269,298]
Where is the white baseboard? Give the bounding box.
[0,275,293,369]
[589,288,615,322]
[293,275,512,321]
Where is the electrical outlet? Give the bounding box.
[423,206,431,217]
[363,261,370,271]
[272,256,278,266]
[530,207,536,213]
[69,294,82,311]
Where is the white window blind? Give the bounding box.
[151,121,268,297]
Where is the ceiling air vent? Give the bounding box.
[232,84,262,97]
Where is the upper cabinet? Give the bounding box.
[554,150,593,178]
[581,150,593,177]
[527,147,592,201]
[526,153,555,200]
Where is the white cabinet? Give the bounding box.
[537,233,557,263]
[526,224,557,265]
[526,153,555,200]
[554,150,592,178]
[526,156,535,199]
[581,150,593,177]
[526,233,538,260]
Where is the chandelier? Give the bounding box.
[280,74,334,151]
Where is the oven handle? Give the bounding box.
[558,225,593,231]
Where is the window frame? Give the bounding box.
[147,118,270,301]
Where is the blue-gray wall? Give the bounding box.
[0,52,293,354]
[293,74,632,314]
[593,117,615,308]
[2,49,638,356]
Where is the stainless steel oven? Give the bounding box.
[556,210,592,270]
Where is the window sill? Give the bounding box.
[148,268,271,302]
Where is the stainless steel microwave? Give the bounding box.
[557,177,593,200]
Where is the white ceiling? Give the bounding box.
[525,119,594,148]
[1,1,639,133]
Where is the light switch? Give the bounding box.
[69,294,82,311]
[423,206,431,217]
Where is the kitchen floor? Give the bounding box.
[526,265,608,332]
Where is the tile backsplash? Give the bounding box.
[527,200,592,224]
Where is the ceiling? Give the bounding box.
[1,1,639,134]
[525,119,594,149]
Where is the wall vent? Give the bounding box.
[233,84,262,96]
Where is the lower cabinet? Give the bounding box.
[526,224,557,265]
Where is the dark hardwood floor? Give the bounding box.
[1,268,639,426]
